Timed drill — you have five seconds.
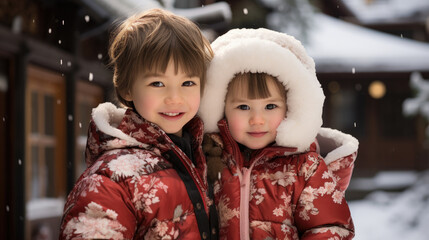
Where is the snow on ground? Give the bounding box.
[349,171,419,191]
[349,170,429,240]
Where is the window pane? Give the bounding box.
[31,92,38,133]
[379,94,416,138]
[44,94,54,136]
[328,88,365,137]
[45,146,55,197]
[31,145,39,199]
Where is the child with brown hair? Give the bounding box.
[200,28,358,239]
[59,8,218,239]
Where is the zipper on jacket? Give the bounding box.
[240,167,252,240]
[239,154,265,240]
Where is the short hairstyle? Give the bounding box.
[226,72,287,101]
[109,8,214,108]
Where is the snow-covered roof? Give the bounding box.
[303,13,429,73]
[342,0,429,24]
[86,0,429,74]
[88,0,231,26]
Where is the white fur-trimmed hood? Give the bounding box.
[199,28,325,152]
[317,127,359,164]
[92,102,141,146]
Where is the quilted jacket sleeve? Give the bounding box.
[326,152,357,193]
[294,153,354,240]
[59,173,137,240]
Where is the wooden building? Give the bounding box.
[1,0,116,239]
[311,0,429,175]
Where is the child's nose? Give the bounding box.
[164,88,183,104]
[249,112,264,125]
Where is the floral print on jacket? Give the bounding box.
[208,119,355,240]
[59,103,213,240]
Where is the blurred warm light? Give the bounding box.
[368,81,386,99]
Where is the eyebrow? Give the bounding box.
[142,70,199,77]
[227,97,248,104]
[229,96,284,103]
[142,72,163,78]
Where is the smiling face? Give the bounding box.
[224,75,287,150]
[125,59,201,137]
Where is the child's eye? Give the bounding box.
[150,81,164,87]
[237,105,250,110]
[266,104,277,110]
[182,81,196,87]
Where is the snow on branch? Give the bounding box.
[403,72,429,136]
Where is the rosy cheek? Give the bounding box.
[228,117,244,136]
[141,96,154,108]
[271,118,283,132]
[191,95,201,109]
[135,95,155,117]
[275,119,283,128]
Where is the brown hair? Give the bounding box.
[226,72,287,101]
[109,8,214,108]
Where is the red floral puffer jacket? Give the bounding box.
[59,102,217,240]
[205,119,356,240]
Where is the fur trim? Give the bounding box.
[92,102,141,145]
[199,28,325,152]
[317,127,359,164]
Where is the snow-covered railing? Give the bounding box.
[26,198,65,220]
[169,2,232,26]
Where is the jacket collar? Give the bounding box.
[118,108,204,150]
[85,102,204,167]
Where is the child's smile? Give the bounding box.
[161,112,183,117]
[160,112,185,120]
[247,131,268,138]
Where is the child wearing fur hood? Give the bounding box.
[199,28,358,239]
